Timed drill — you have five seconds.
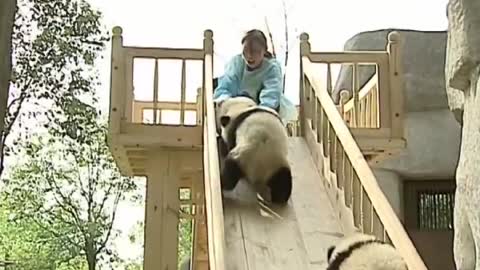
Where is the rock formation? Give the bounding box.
[445,0,480,269]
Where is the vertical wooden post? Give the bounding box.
[387,31,405,139]
[180,60,187,125]
[352,63,360,128]
[153,60,159,124]
[202,29,227,270]
[299,32,311,137]
[339,90,350,124]
[196,87,203,125]
[109,26,125,135]
[143,151,180,270]
[192,170,209,270]
[125,55,134,123]
[202,29,213,125]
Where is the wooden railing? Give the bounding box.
[201,30,227,270]
[340,73,380,129]
[131,98,201,125]
[109,26,206,128]
[299,32,427,270]
[108,26,226,270]
[300,32,404,140]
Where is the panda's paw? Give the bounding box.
[268,167,292,205]
[221,157,243,190]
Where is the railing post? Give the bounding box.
[387,31,405,140]
[339,90,350,124]
[299,32,311,137]
[202,29,213,123]
[109,26,125,134]
[202,29,227,270]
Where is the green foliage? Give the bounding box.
[123,202,195,270]
[1,0,109,177]
[0,0,140,269]
[1,114,136,269]
[177,217,193,268]
[178,189,194,269]
[0,202,87,270]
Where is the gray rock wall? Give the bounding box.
[445,0,480,268]
[333,29,448,113]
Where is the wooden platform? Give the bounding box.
[222,138,344,270]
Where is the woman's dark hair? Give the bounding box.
[241,29,273,59]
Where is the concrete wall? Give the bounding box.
[373,169,404,220]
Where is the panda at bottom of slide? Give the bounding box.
[217,97,292,205]
[326,233,408,270]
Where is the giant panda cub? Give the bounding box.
[216,96,293,205]
[326,233,408,270]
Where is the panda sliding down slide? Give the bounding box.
[215,96,293,205]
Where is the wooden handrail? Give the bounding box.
[120,40,207,126]
[308,51,388,64]
[300,32,404,134]
[202,30,226,270]
[124,46,205,60]
[342,73,378,112]
[303,58,426,269]
[300,32,427,270]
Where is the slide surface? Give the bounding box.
[222,137,344,270]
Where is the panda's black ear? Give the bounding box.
[327,246,335,261]
[220,116,230,127]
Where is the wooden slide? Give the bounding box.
[222,137,343,270]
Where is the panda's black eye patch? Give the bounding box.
[220,116,231,127]
[327,246,335,261]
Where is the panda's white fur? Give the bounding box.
[216,96,292,204]
[326,233,408,270]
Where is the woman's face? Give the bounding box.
[242,40,265,69]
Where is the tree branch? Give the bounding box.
[43,164,86,236]
[0,78,32,178]
[86,145,94,224]
[96,180,115,219]
[264,17,276,58]
[30,214,79,249]
[96,182,123,254]
[282,0,289,93]
[73,153,89,205]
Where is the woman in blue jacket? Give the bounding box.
[213,29,297,122]
[213,29,297,164]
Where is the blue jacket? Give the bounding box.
[213,54,298,122]
[213,54,283,109]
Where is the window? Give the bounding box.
[404,180,455,231]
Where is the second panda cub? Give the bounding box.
[326,233,408,270]
[216,97,293,205]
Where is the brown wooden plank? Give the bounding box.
[222,137,348,270]
[288,138,344,269]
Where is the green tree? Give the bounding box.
[2,111,136,270]
[0,201,87,270]
[1,0,108,178]
[122,202,195,270]
[178,206,193,268]
[0,1,137,269]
